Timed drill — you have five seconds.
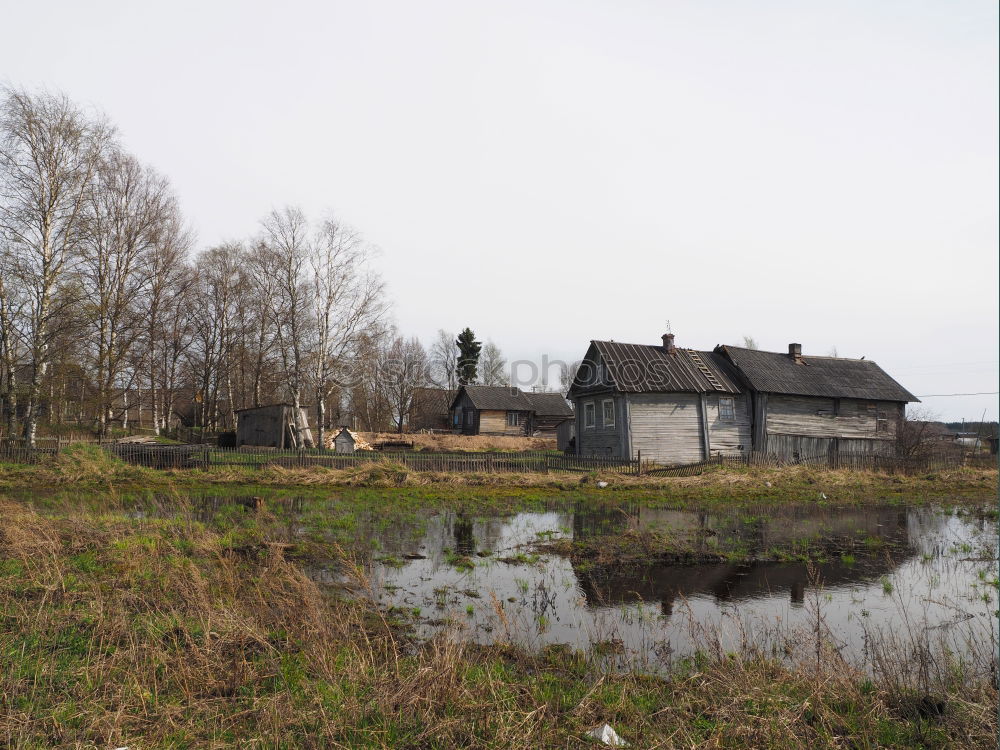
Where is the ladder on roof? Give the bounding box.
[687,351,728,392]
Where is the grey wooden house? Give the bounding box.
[450,386,574,437]
[567,332,916,463]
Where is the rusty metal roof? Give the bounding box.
[717,345,918,402]
[584,341,742,394]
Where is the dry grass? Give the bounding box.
[361,431,558,452]
[0,496,995,748]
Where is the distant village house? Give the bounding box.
[450,385,574,439]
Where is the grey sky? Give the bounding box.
[2,0,997,420]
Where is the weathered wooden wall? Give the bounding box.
[765,396,900,439]
[705,393,752,455]
[626,393,705,464]
[762,395,900,459]
[478,409,530,436]
[556,419,575,451]
[576,395,626,457]
[236,405,287,447]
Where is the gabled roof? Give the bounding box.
[451,385,533,411]
[523,391,575,417]
[569,341,742,396]
[716,345,918,402]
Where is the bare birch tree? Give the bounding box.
[0,88,112,444]
[429,329,458,391]
[379,334,427,433]
[0,242,25,439]
[479,340,508,386]
[80,150,174,437]
[309,217,386,447]
[141,209,193,434]
[254,207,315,447]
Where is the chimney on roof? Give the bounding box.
[662,332,676,355]
[788,343,803,364]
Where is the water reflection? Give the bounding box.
[135,494,997,669]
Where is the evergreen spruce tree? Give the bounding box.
[455,328,482,385]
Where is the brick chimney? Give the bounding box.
[662,332,676,355]
[788,343,803,364]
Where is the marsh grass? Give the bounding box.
[1,447,995,508]
[0,496,996,748]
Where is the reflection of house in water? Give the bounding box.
[571,504,913,609]
[574,503,909,558]
[577,556,907,613]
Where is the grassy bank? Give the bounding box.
[0,444,996,508]
[0,497,995,749]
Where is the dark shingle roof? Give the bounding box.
[717,346,918,402]
[453,386,533,411]
[524,392,574,417]
[587,341,741,394]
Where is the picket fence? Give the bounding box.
[0,441,991,476]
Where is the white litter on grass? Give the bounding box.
[765,481,773,487]
[596,481,609,489]
[585,723,628,746]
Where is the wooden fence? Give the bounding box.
[0,441,993,476]
[101,445,648,474]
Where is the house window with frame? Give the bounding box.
[719,397,736,422]
[602,399,615,429]
[875,408,889,433]
[584,402,595,429]
[506,411,519,427]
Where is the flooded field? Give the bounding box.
[78,491,1000,672]
[328,502,997,670]
[4,486,997,747]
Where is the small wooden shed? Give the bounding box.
[235,404,314,448]
[334,427,356,454]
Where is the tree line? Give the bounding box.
[0,87,510,445]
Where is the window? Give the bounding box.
[876,408,889,433]
[584,402,595,429]
[464,409,474,425]
[719,397,735,421]
[602,399,615,428]
[506,411,519,427]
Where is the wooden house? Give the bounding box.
[567,332,916,463]
[450,386,573,437]
[717,343,917,461]
[235,404,315,448]
[409,387,456,430]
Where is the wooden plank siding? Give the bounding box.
[704,392,752,455]
[478,409,530,436]
[627,393,705,464]
[765,396,900,439]
[576,395,626,457]
[763,395,900,459]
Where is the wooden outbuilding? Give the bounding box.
[235,404,315,448]
[334,427,356,453]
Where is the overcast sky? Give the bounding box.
[2,0,997,420]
